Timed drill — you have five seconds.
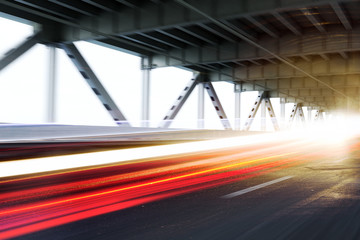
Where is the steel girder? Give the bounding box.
[60,43,130,127]
[288,103,306,127]
[153,27,360,69]
[47,46,57,123]
[48,0,355,43]
[203,82,232,130]
[0,32,40,72]
[244,92,279,131]
[158,74,199,128]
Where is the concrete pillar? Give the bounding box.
[47,46,57,123]
[197,82,205,129]
[234,84,242,130]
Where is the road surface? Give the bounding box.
[1,131,360,239]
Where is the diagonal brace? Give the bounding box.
[288,103,306,128]
[263,98,280,131]
[204,82,232,130]
[60,43,130,126]
[0,32,41,72]
[244,92,280,131]
[159,74,199,128]
[244,92,264,131]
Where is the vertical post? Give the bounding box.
[261,99,266,131]
[141,57,152,127]
[197,82,205,129]
[47,45,57,123]
[307,107,312,123]
[280,98,286,127]
[234,83,242,130]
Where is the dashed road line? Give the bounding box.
[221,176,293,199]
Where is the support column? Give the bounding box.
[47,46,57,123]
[307,107,312,122]
[261,99,266,131]
[234,83,242,130]
[197,82,205,129]
[280,98,286,126]
[141,57,152,127]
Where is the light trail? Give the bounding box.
[0,131,304,178]
[1,121,360,239]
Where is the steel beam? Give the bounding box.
[60,43,130,126]
[198,82,205,129]
[244,92,263,131]
[301,8,326,33]
[314,110,324,121]
[47,46,57,123]
[152,26,360,68]
[280,98,286,125]
[0,32,40,72]
[141,56,153,127]
[261,99,266,131]
[331,2,352,30]
[289,103,306,127]
[272,11,301,36]
[159,74,199,128]
[264,98,280,131]
[288,103,299,127]
[246,16,278,38]
[56,0,346,42]
[204,82,232,130]
[307,107,312,122]
[234,83,242,130]
[297,105,306,123]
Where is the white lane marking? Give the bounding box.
[221,176,293,199]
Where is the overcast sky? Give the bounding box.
[0,16,299,131]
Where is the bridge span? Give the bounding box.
[1,1,360,239]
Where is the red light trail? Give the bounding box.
[0,132,355,239]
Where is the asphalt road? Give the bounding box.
[2,134,360,240]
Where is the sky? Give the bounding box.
[0,16,303,131]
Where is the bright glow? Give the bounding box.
[0,131,302,178]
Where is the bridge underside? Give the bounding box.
[1,0,360,112]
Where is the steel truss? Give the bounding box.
[159,74,199,128]
[60,43,130,127]
[159,74,232,129]
[244,92,279,131]
[288,103,306,128]
[314,110,324,121]
[0,32,40,71]
[204,82,232,130]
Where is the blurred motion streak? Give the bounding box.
[0,127,358,239]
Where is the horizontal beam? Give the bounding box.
[57,0,351,42]
[152,26,360,68]
[208,52,360,83]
